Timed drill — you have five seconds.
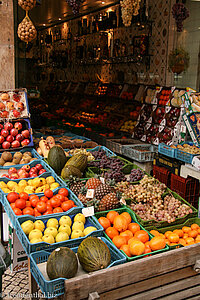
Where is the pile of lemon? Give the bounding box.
[0,176,60,194]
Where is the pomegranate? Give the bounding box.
[4,122,13,131]
[13,110,20,118]
[21,130,30,139]
[21,139,30,146]
[10,128,18,137]
[1,129,9,138]
[15,134,23,142]
[2,141,10,149]
[0,136,5,144]
[11,140,20,148]
[6,135,14,143]
[1,111,9,118]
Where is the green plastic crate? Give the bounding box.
[95,207,169,261]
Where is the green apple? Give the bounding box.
[42,234,55,244]
[84,226,97,236]
[71,230,84,239]
[30,238,43,244]
[58,224,71,236]
[44,227,58,238]
[74,213,86,224]
[34,220,45,232]
[29,229,43,241]
[46,218,58,229]
[55,232,69,243]
[72,221,84,232]
[21,220,34,235]
[59,216,72,227]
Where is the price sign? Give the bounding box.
[100,177,105,184]
[82,206,94,217]
[181,125,187,133]
[86,189,95,199]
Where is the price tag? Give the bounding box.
[147,117,152,123]
[145,123,151,130]
[120,197,126,205]
[160,119,166,126]
[82,206,94,217]
[167,140,172,146]
[165,106,171,113]
[159,125,165,133]
[181,125,187,133]
[152,105,157,111]
[141,135,146,142]
[86,189,95,199]
[100,177,105,184]
[174,128,178,135]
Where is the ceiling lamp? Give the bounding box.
[120,0,141,27]
[66,0,85,15]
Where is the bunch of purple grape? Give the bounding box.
[129,169,144,182]
[104,169,126,183]
[172,3,189,32]
[66,0,84,15]
[90,150,108,160]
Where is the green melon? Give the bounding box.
[47,247,78,280]
[77,237,111,272]
[47,146,67,175]
[66,154,88,172]
[61,165,82,180]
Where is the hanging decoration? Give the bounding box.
[172,3,189,32]
[120,0,141,27]
[66,0,85,15]
[168,48,190,74]
[17,0,37,43]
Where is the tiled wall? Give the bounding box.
[0,0,15,90]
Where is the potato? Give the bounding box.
[0,158,5,166]
[1,152,12,162]
[4,162,14,166]
[13,152,23,159]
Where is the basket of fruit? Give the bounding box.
[158,143,176,158]
[29,236,126,298]
[122,144,155,162]
[0,148,41,168]
[175,142,200,164]
[95,207,169,262]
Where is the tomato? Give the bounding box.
[7,192,19,203]
[10,203,16,209]
[40,196,48,203]
[13,208,22,215]
[53,207,63,214]
[30,196,40,207]
[36,201,47,213]
[44,189,53,198]
[26,201,32,207]
[34,208,42,217]
[15,199,26,209]
[64,196,69,202]
[19,192,29,201]
[23,207,34,216]
[29,194,38,201]
[54,194,65,203]
[58,188,69,197]
[46,203,52,211]
[50,196,61,208]
[61,200,74,211]
[43,210,53,215]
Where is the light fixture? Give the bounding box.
[43,24,46,26]
[59,18,62,20]
[102,1,105,4]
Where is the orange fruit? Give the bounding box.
[188,230,198,238]
[106,211,119,224]
[134,230,149,243]
[120,212,132,225]
[197,228,200,234]
[173,229,183,238]
[168,233,179,243]
[165,239,170,245]
[191,223,199,231]
[120,244,131,257]
[98,217,111,229]
[105,227,119,239]
[129,240,145,256]
[113,215,128,232]
[128,223,140,235]
[112,235,127,249]
[185,237,194,244]
[182,226,191,233]
[150,230,161,236]
[165,231,173,239]
[145,241,151,248]
[170,243,178,246]
[187,241,195,245]
[149,236,166,251]
[120,230,133,242]
[144,245,152,254]
[179,238,186,246]
[195,235,200,242]
[183,233,188,239]
[128,237,140,245]
[159,233,165,239]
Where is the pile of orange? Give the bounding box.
[98,210,166,257]
[150,223,200,247]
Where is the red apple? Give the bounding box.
[6,135,14,143]
[29,173,38,178]
[8,167,17,175]
[1,129,9,137]
[10,173,19,180]
[4,122,13,131]
[17,102,24,112]
[21,139,30,146]
[21,130,30,139]
[0,111,9,118]
[21,165,30,172]
[1,174,9,178]
[29,167,37,174]
[15,134,23,142]
[0,103,5,110]
[10,128,18,137]
[39,169,46,175]
[18,169,28,178]
[2,141,10,149]
[0,124,3,131]
[0,136,5,144]
[13,94,21,102]
[11,140,20,148]
[13,110,21,118]
[14,122,22,130]
[35,164,43,171]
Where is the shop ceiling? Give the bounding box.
[27,0,120,28]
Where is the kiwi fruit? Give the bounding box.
[12,157,21,165]
[1,152,12,162]
[4,162,14,166]
[13,152,23,159]
[0,158,5,166]
[23,152,32,157]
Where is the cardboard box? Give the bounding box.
[7,222,28,273]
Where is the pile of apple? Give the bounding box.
[2,163,47,179]
[0,121,30,149]
[21,214,98,244]
[7,188,76,217]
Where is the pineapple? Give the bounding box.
[69,177,85,196]
[94,183,114,201]
[85,178,101,189]
[78,187,88,206]
[97,193,119,212]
